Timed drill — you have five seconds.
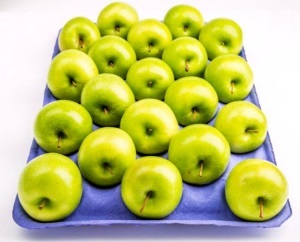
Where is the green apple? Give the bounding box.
[58,16,101,53]
[199,18,243,60]
[204,54,253,103]
[162,37,208,79]
[126,57,174,100]
[78,127,136,187]
[121,156,183,218]
[97,2,138,39]
[18,153,82,222]
[168,124,230,185]
[214,101,268,153]
[120,99,179,154]
[47,49,98,102]
[164,76,218,126]
[88,35,136,79]
[33,100,93,155]
[164,4,204,39]
[81,73,135,127]
[127,19,172,59]
[225,158,289,221]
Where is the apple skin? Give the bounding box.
[127,19,172,59]
[58,16,101,53]
[97,2,138,39]
[47,49,98,102]
[78,127,136,187]
[164,76,218,126]
[88,35,136,79]
[204,54,253,103]
[214,101,268,153]
[18,153,83,222]
[168,124,230,185]
[162,37,208,79]
[121,156,183,219]
[81,73,135,127]
[163,4,204,39]
[225,158,289,221]
[126,57,174,100]
[199,18,243,60]
[33,100,93,155]
[120,99,179,155]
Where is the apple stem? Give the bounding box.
[105,164,114,174]
[184,25,188,32]
[79,38,84,49]
[231,81,235,94]
[72,80,77,87]
[148,81,153,87]
[199,160,204,177]
[39,198,48,210]
[192,108,197,120]
[115,26,120,33]
[185,60,189,72]
[147,128,153,134]
[109,61,114,67]
[246,129,259,133]
[259,197,264,218]
[148,44,152,53]
[57,136,62,149]
[140,191,152,213]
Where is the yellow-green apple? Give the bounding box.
[164,76,218,126]
[162,37,208,79]
[121,156,183,218]
[120,99,179,154]
[47,49,98,102]
[199,18,243,60]
[214,101,268,153]
[225,158,289,221]
[58,16,100,53]
[163,4,204,39]
[33,100,93,155]
[97,2,138,39]
[88,35,136,79]
[204,54,253,103]
[78,127,136,187]
[127,19,172,59]
[81,73,135,127]
[126,57,174,100]
[18,153,83,222]
[168,124,230,185]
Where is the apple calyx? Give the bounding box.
[259,197,264,218]
[39,198,49,210]
[140,191,153,213]
[147,128,153,135]
[185,60,189,72]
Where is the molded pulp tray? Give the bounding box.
[13,34,292,229]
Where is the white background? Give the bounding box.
[1,0,299,241]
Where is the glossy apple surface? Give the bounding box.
[18,153,83,222]
[164,76,218,126]
[214,101,268,153]
[120,99,179,154]
[168,124,230,185]
[225,158,289,221]
[33,100,93,155]
[121,156,183,218]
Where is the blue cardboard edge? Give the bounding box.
[12,33,292,230]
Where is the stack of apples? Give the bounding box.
[17,2,289,224]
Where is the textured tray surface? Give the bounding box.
[12,34,292,229]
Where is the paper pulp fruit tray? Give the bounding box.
[13,34,292,229]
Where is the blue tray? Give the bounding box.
[12,33,292,229]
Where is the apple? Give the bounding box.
[204,54,253,103]
[58,16,101,53]
[225,158,289,221]
[81,73,135,127]
[120,99,179,155]
[96,2,138,39]
[18,153,83,222]
[214,101,268,153]
[162,37,208,79]
[33,100,93,155]
[127,19,172,59]
[163,4,204,39]
[199,18,243,60]
[164,76,218,126]
[78,127,136,187]
[88,35,136,79]
[121,156,183,218]
[47,49,98,102]
[126,57,174,100]
[168,124,230,185]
